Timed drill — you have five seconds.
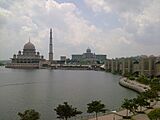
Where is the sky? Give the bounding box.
[0,0,160,60]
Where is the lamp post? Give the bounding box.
[111,110,117,120]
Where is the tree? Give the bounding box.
[132,98,139,114]
[54,102,82,120]
[87,100,106,120]
[121,98,137,117]
[18,109,40,120]
[136,94,149,112]
[143,90,158,107]
[144,90,158,100]
[150,77,160,91]
[151,77,160,84]
[148,108,160,120]
[0,62,4,66]
[137,75,150,85]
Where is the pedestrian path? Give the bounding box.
[89,101,160,120]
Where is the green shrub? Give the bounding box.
[129,76,135,80]
[148,108,160,120]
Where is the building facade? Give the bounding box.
[6,39,45,68]
[106,55,160,77]
[72,48,107,64]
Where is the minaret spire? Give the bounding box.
[49,28,53,62]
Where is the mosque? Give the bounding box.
[6,29,53,68]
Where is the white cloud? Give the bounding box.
[85,0,111,13]
[0,7,11,17]
[85,0,160,57]
[0,0,102,59]
[0,0,160,60]
[46,0,76,12]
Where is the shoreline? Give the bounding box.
[88,77,152,120]
[119,77,150,93]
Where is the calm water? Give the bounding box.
[0,67,137,119]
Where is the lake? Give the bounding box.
[0,67,137,119]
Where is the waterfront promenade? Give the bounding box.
[88,101,160,120]
[88,78,159,120]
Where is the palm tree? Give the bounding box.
[121,98,138,118]
[18,109,40,120]
[54,102,82,120]
[87,100,106,120]
[121,99,131,117]
[132,98,138,114]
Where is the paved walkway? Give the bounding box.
[132,101,160,120]
[89,101,160,120]
[89,109,127,120]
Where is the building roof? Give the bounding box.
[23,41,35,50]
[86,48,91,53]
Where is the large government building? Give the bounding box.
[106,55,160,77]
[72,48,107,64]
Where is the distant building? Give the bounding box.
[6,39,45,68]
[60,56,66,61]
[72,48,107,64]
[106,55,160,77]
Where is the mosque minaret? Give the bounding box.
[49,28,53,62]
